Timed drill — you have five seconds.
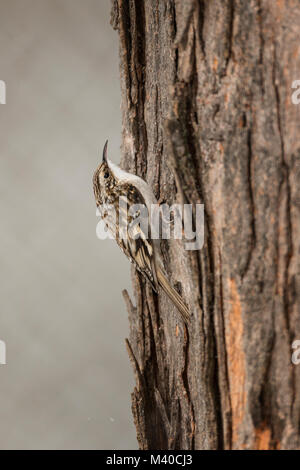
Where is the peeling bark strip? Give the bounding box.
[111,0,300,449]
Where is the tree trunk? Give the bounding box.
[111,0,300,450]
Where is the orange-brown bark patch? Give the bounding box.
[254,422,272,450]
[226,279,247,447]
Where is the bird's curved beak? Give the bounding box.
[102,140,108,163]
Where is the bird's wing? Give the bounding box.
[116,184,158,291]
[100,182,190,323]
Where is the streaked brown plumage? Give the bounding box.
[93,141,190,324]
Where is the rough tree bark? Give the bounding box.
[110,0,300,450]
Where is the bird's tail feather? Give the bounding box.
[157,267,190,324]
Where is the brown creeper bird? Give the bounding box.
[93,140,190,324]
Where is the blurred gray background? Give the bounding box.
[0,0,137,449]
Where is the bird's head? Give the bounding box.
[93,140,118,206]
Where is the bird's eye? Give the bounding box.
[104,172,109,179]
